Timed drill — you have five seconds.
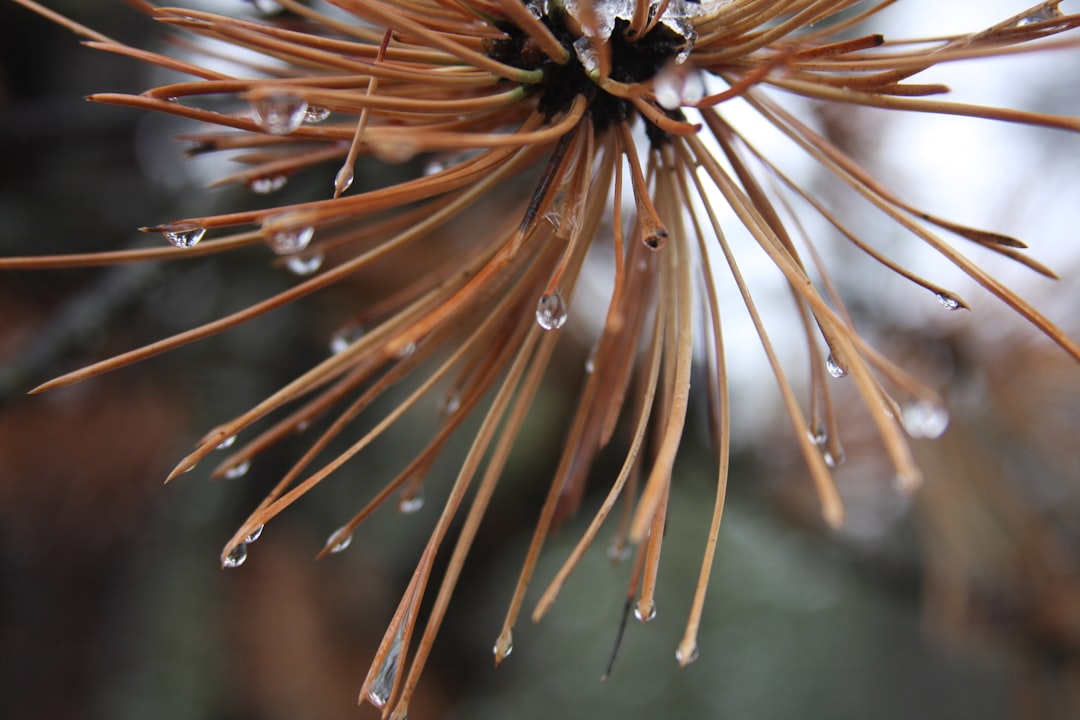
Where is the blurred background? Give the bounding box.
[2,2,1079,719]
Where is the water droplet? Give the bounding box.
[493,631,513,662]
[535,292,568,330]
[807,423,827,446]
[296,419,311,432]
[330,326,364,354]
[901,400,950,439]
[643,228,668,250]
[262,214,314,255]
[216,434,237,450]
[223,544,248,568]
[162,225,206,248]
[334,166,354,193]
[304,105,330,124]
[606,541,630,563]
[1017,6,1063,25]
[585,356,595,374]
[395,341,416,359]
[823,447,845,468]
[249,175,287,194]
[676,645,699,665]
[634,603,656,622]
[439,391,461,416]
[251,0,284,14]
[224,459,250,479]
[251,93,308,135]
[285,253,324,276]
[935,293,961,311]
[327,526,353,554]
[398,491,424,514]
[244,524,264,544]
[368,624,405,708]
[422,149,473,176]
[825,353,848,379]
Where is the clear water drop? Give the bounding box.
[216,434,237,450]
[439,391,461,416]
[304,105,331,123]
[535,292,568,330]
[606,541,630,563]
[1017,6,1062,25]
[423,159,445,176]
[262,214,314,255]
[162,225,206,248]
[585,356,595,374]
[398,491,424,514]
[252,93,308,135]
[807,423,827,446]
[330,326,364,354]
[676,645,699,665]
[251,0,284,14]
[334,166,354,193]
[901,400,950,439]
[825,353,848,379]
[223,544,248,568]
[935,293,961,311]
[244,524,264,544]
[493,631,513,662]
[368,624,405,708]
[823,447,845,468]
[634,603,657,623]
[249,175,287,194]
[285,253,324,276]
[224,459,251,479]
[395,341,416,359]
[327,527,353,554]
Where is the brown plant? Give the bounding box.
[5,1,1080,716]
